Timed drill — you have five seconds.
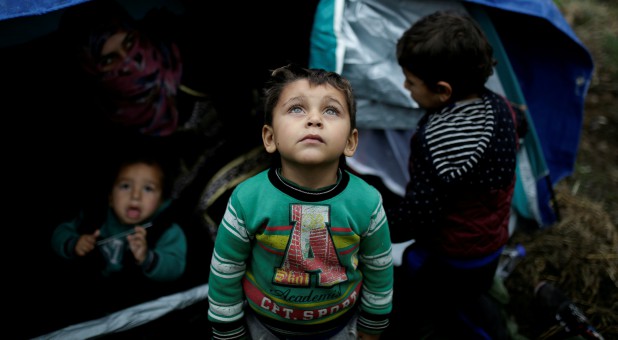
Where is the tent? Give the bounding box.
[3,0,593,338]
[309,0,594,228]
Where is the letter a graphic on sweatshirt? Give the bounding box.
[274,204,347,287]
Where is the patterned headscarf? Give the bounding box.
[76,5,182,137]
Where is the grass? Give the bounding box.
[504,1,618,339]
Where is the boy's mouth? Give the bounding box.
[301,134,324,143]
[127,207,141,219]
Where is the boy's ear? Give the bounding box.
[436,81,452,103]
[343,128,359,157]
[262,125,278,154]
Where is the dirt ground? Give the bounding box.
[503,1,618,339]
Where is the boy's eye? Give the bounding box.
[118,182,131,190]
[324,107,338,116]
[290,106,303,114]
[143,185,155,193]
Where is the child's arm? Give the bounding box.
[208,193,252,339]
[358,196,394,336]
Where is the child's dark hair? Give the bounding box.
[263,63,356,131]
[396,10,496,101]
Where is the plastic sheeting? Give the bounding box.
[35,284,209,339]
[309,0,594,226]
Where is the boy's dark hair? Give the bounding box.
[396,10,496,101]
[263,63,356,131]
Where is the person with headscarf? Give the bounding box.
[57,0,266,224]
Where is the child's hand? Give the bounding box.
[75,229,100,256]
[127,226,148,264]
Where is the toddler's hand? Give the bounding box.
[128,226,148,264]
[75,229,100,256]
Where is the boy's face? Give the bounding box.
[109,162,163,225]
[262,79,358,169]
[402,68,444,110]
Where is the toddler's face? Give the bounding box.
[110,162,163,225]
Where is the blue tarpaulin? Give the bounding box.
[0,0,88,20]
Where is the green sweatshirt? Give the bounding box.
[208,168,393,338]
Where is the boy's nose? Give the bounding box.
[306,111,323,127]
